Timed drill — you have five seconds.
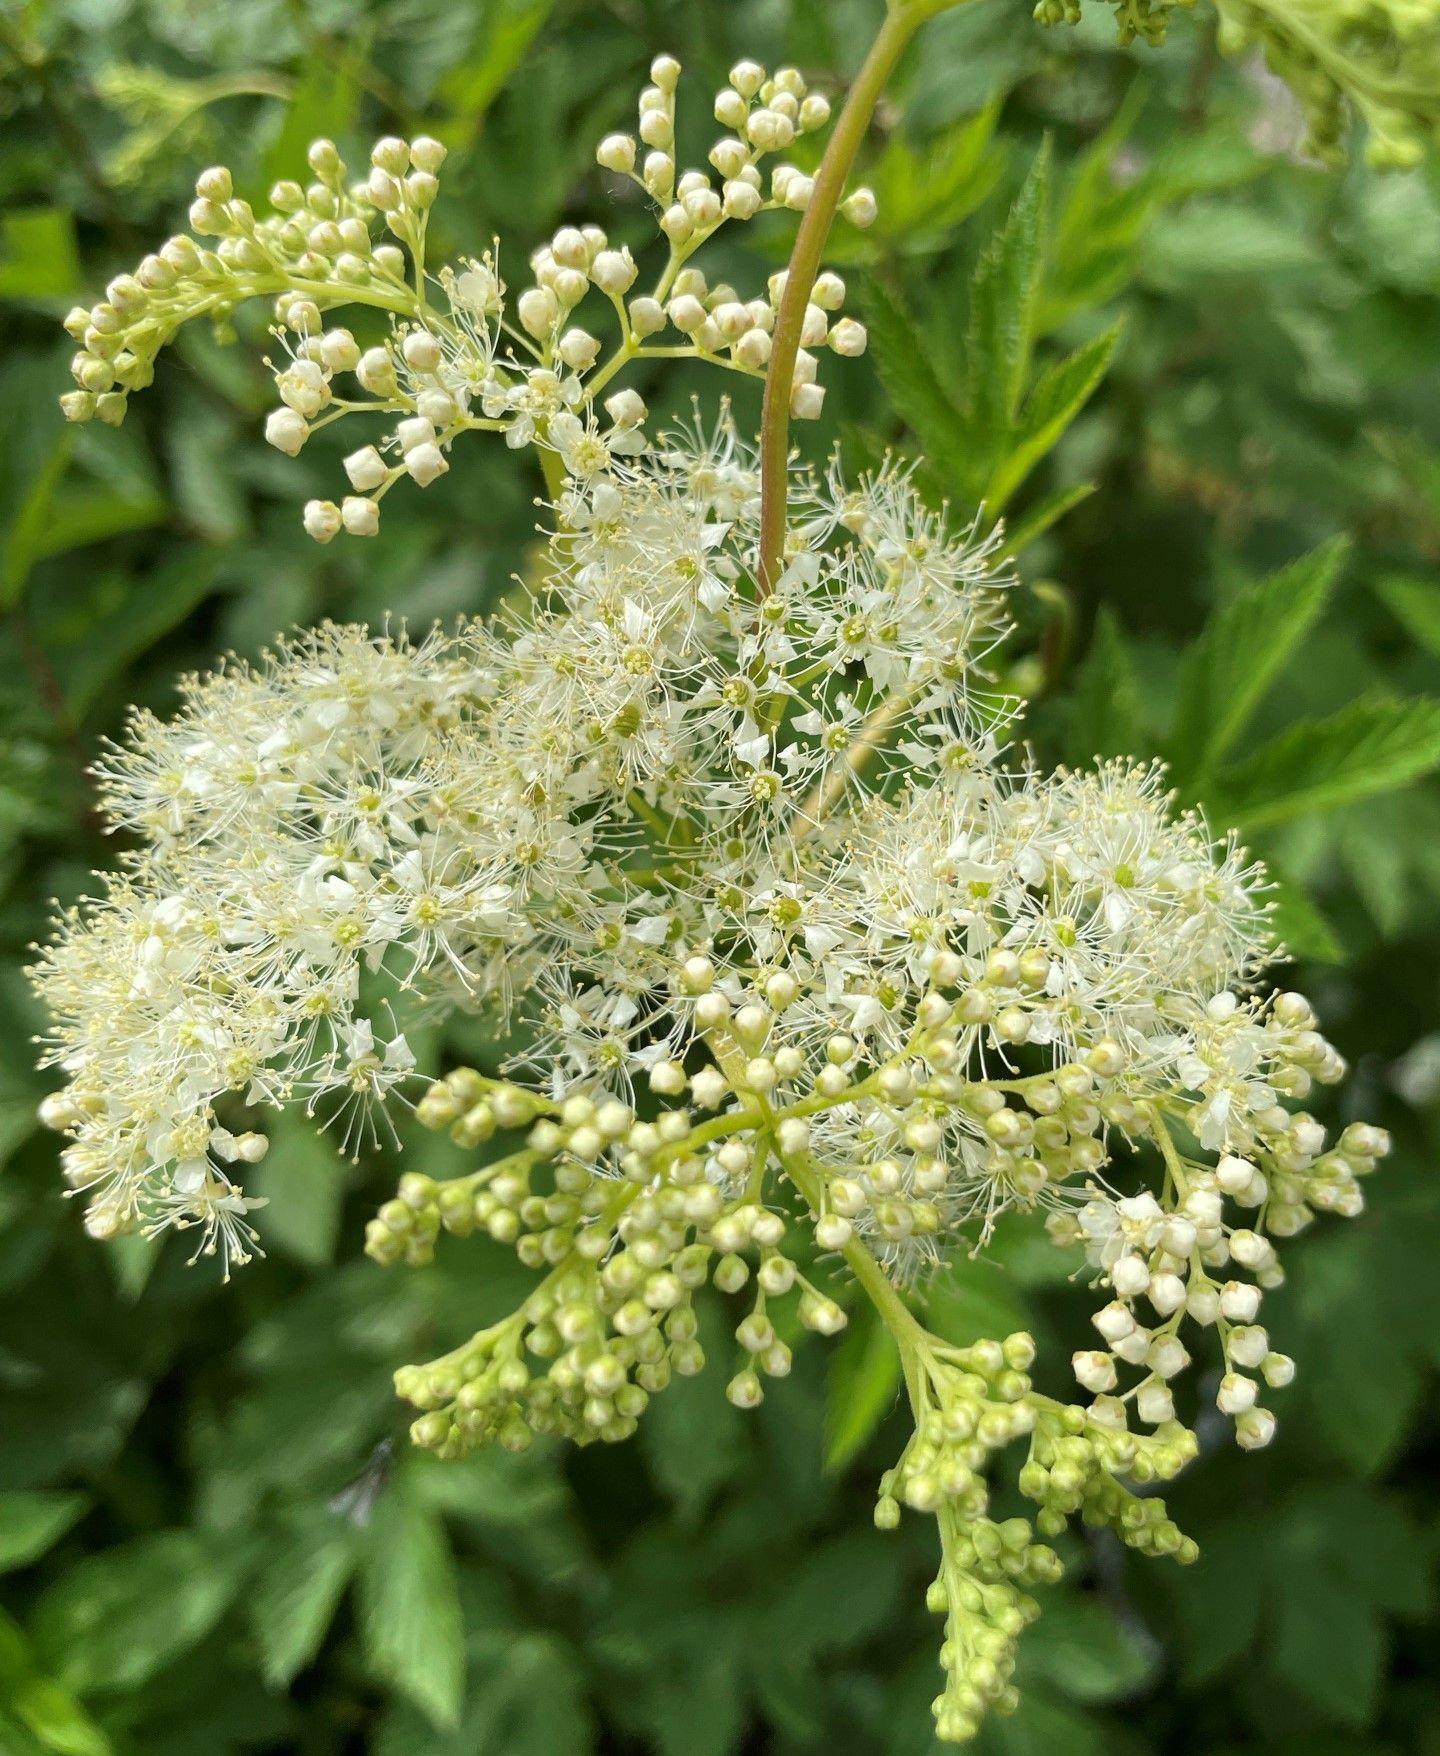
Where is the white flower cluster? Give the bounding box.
[60,58,872,540]
[35,423,1385,1382]
[42,21,1399,1743]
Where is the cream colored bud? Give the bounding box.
[356,346,396,393]
[799,93,831,131]
[746,109,793,152]
[551,226,588,268]
[344,446,388,492]
[264,407,308,456]
[371,136,410,174]
[405,442,448,486]
[195,165,232,202]
[729,60,765,98]
[829,316,867,357]
[410,135,446,174]
[790,381,824,420]
[402,329,442,372]
[396,415,435,453]
[416,388,457,426]
[517,286,559,337]
[722,180,763,220]
[365,168,401,211]
[668,294,707,334]
[684,187,723,228]
[628,297,666,338]
[639,110,674,150]
[642,150,674,196]
[709,137,749,179]
[303,499,341,543]
[341,496,380,537]
[659,205,693,243]
[734,328,771,370]
[714,88,748,130]
[558,327,601,369]
[597,134,637,174]
[800,303,828,346]
[842,187,877,227]
[590,248,637,294]
[604,388,646,429]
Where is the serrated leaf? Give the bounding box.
[1374,573,1440,661]
[1265,867,1343,963]
[823,1302,902,1474]
[987,321,1121,512]
[0,1494,88,1574]
[359,1489,464,1729]
[828,99,1007,264]
[1170,538,1348,781]
[863,281,969,479]
[998,480,1094,560]
[965,141,1050,435]
[1208,695,1440,829]
[1065,608,1145,765]
[248,1509,357,1687]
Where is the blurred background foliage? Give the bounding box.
[1,0,1439,1751]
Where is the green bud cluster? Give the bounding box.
[1037,0,1440,165]
[1020,1405,1200,1558]
[378,1069,847,1458]
[926,1507,1051,1743]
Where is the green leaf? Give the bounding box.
[1374,573,1440,661]
[998,480,1095,560]
[0,1608,112,1756]
[1065,608,1145,765]
[1208,695,1440,829]
[640,1297,746,1518]
[925,1259,1032,1345]
[33,1531,250,1694]
[437,0,560,153]
[862,281,969,479]
[1273,1558,1385,1726]
[0,211,81,306]
[248,1509,358,1687]
[0,1494,88,1574]
[359,1488,464,1729]
[34,550,221,722]
[828,99,1007,263]
[1265,867,1343,963]
[251,1110,349,1267]
[965,141,1050,436]
[1170,539,1348,781]
[987,322,1121,514]
[1019,1594,1159,1704]
[823,1303,902,1473]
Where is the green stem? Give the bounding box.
[755,0,959,596]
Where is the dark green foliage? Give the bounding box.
[1,1,1438,1752]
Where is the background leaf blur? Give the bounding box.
[1,1,1438,1751]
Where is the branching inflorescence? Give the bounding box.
[36,25,1401,1749]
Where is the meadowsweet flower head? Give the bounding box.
[39,21,1402,1745]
